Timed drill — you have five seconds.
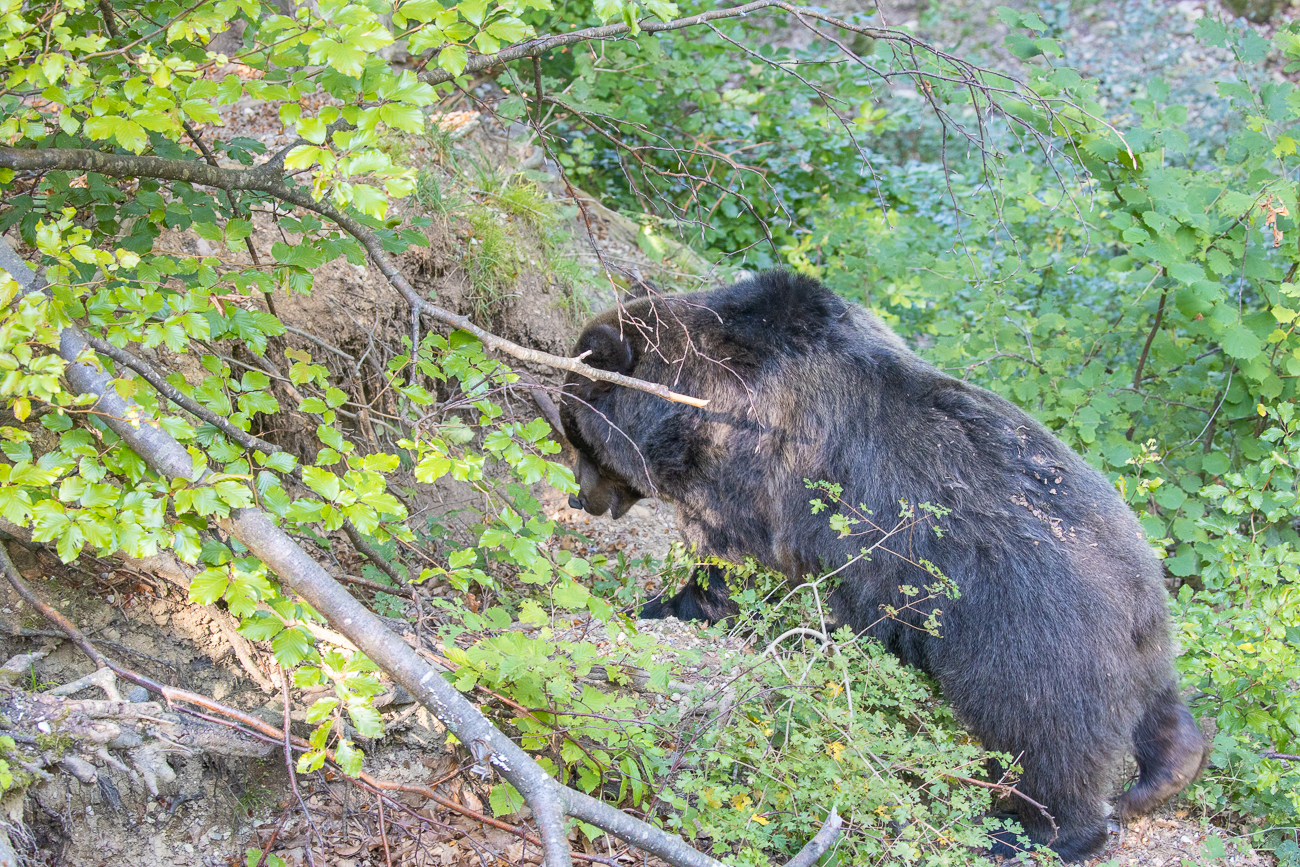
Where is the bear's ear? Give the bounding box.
[576,323,635,375]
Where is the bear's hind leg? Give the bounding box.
[1115,684,1208,820]
[638,565,739,623]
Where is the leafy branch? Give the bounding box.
[0,146,708,408]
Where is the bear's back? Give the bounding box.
[681,273,1166,614]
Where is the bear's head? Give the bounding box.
[559,320,649,519]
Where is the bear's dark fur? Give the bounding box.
[559,271,1207,861]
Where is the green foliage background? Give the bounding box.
[1,0,1299,863]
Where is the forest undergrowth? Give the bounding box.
[0,0,1298,864]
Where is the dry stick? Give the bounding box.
[281,665,320,867]
[1,243,837,867]
[0,147,707,410]
[936,772,1055,830]
[337,571,415,599]
[254,808,295,867]
[377,792,393,867]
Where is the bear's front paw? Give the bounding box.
[987,829,1030,859]
[637,595,673,620]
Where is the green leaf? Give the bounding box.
[296,748,327,773]
[518,599,549,624]
[553,578,590,609]
[347,698,384,737]
[1220,323,1264,360]
[189,568,230,605]
[1167,262,1205,285]
[458,0,489,25]
[306,697,338,723]
[302,466,342,500]
[1203,836,1226,861]
[272,626,314,667]
[334,739,363,776]
[485,17,531,43]
[642,0,678,20]
[438,44,468,75]
[317,39,368,77]
[239,611,285,641]
[415,453,451,483]
[258,451,297,472]
[378,104,425,132]
[350,184,388,218]
[593,0,622,22]
[489,783,525,817]
[83,116,148,152]
[396,0,445,23]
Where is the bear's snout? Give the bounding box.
[568,494,587,511]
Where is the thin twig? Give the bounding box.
[1132,288,1168,391]
[377,791,393,867]
[281,665,320,867]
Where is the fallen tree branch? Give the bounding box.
[0,240,840,867]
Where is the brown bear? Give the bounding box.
[559,270,1207,860]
